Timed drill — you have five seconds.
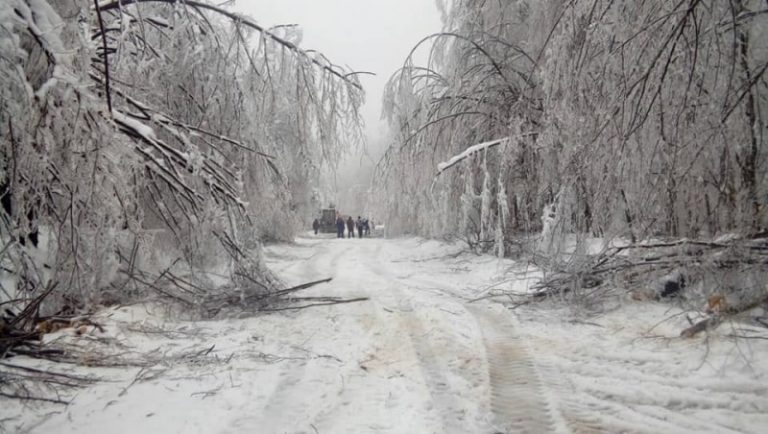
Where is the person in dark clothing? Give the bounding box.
[357,216,364,238]
[363,218,370,236]
[335,216,345,238]
[346,216,355,238]
[312,218,320,235]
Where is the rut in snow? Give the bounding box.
[469,305,556,433]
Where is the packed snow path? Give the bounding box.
[5,235,768,433]
[250,234,557,433]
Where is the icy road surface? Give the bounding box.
[5,235,768,433]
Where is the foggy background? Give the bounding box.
[233,0,442,219]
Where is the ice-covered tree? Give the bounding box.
[376,0,767,252]
[0,0,363,316]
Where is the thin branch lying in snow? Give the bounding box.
[260,297,369,312]
[0,362,98,383]
[269,277,333,298]
[0,391,70,405]
[190,384,223,399]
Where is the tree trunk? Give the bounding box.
[735,0,760,232]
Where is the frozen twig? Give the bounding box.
[260,297,369,312]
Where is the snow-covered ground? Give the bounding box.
[3,235,767,433]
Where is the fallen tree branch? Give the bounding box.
[680,316,723,338]
[8,281,59,329]
[681,293,768,338]
[0,361,97,382]
[268,277,333,299]
[530,236,768,300]
[0,391,69,405]
[260,297,369,312]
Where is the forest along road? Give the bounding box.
[249,234,558,433]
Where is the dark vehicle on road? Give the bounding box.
[318,208,337,233]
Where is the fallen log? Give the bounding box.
[680,293,768,338]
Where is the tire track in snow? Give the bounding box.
[400,299,474,433]
[364,240,557,433]
[229,360,311,433]
[546,349,768,434]
[262,238,560,433]
[468,304,557,433]
[225,238,353,433]
[360,241,481,433]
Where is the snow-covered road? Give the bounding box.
[257,234,556,433]
[5,235,768,433]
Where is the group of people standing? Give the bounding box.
[316,215,372,238]
[311,213,375,238]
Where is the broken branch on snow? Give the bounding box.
[513,236,768,337]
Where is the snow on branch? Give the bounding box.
[95,0,364,90]
[12,0,80,98]
[89,72,276,161]
[111,109,246,210]
[436,138,509,174]
[436,132,540,174]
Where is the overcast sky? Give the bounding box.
[233,0,442,143]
